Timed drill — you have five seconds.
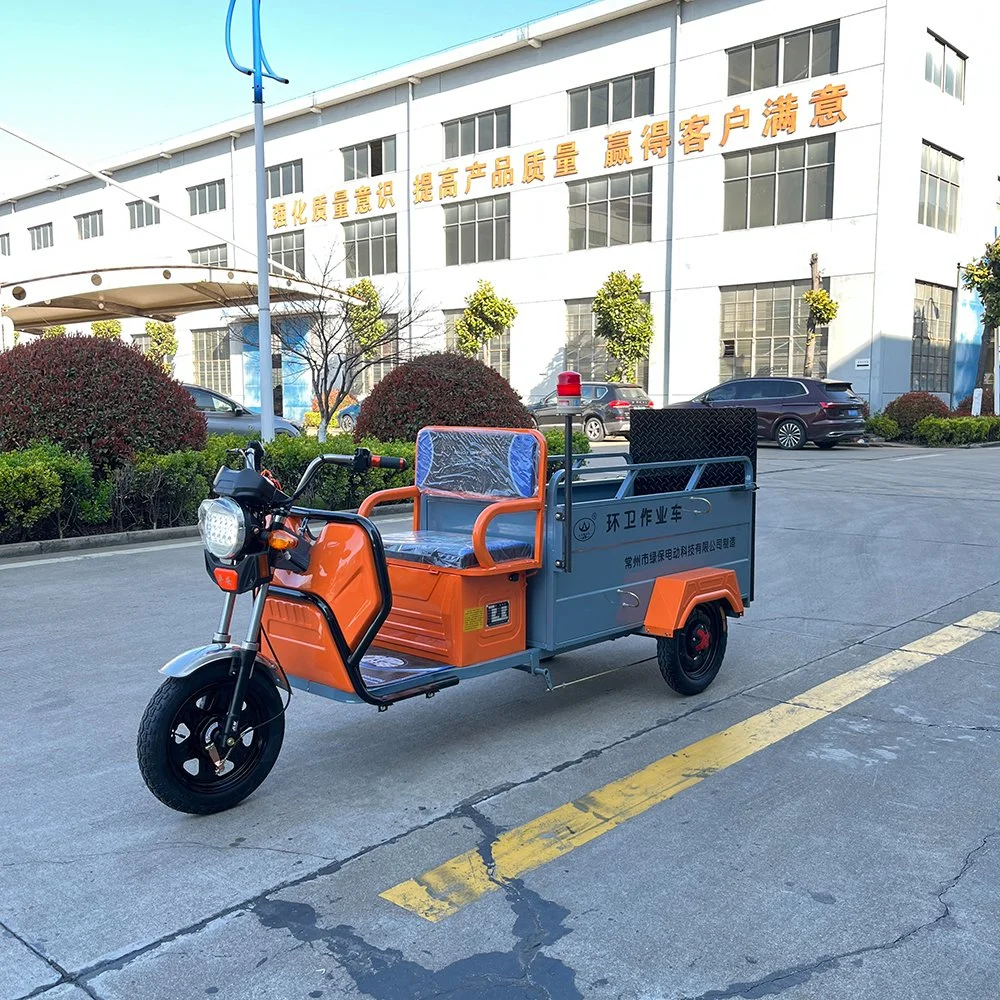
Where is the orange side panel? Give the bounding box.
[377,561,527,667]
[261,596,355,693]
[643,568,744,638]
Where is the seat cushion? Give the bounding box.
[379,529,533,569]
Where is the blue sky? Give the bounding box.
[0,0,583,194]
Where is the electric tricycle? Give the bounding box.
[137,409,756,814]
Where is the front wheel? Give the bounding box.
[339,413,356,434]
[774,419,806,450]
[657,602,728,695]
[137,661,285,815]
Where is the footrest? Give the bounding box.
[360,646,455,690]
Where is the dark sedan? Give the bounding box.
[668,377,866,449]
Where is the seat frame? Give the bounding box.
[357,426,548,576]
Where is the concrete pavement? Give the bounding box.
[2,444,999,999]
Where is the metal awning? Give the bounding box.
[0,264,361,331]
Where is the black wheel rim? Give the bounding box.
[165,678,272,796]
[677,608,722,680]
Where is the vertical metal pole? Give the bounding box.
[562,412,573,573]
[661,0,681,406]
[406,79,414,358]
[251,1,275,442]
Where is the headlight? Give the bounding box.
[198,497,247,560]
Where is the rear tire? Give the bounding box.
[339,414,356,434]
[584,416,606,442]
[774,419,806,450]
[657,602,728,695]
[137,661,285,815]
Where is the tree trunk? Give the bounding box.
[317,416,328,443]
[803,253,820,378]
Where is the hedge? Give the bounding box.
[912,416,1000,447]
[0,428,592,545]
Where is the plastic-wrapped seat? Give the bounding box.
[378,529,533,569]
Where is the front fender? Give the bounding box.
[159,643,289,691]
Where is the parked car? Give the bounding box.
[668,376,866,450]
[337,402,360,435]
[527,381,654,441]
[183,384,302,437]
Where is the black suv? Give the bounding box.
[527,381,653,441]
[668,377,866,449]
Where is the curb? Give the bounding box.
[0,501,416,562]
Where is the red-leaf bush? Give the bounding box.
[883,391,949,439]
[952,392,996,416]
[0,335,206,468]
[355,352,531,442]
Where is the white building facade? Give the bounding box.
[1,0,997,419]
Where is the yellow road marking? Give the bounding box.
[381,611,1000,922]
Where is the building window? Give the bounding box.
[565,299,649,387]
[911,282,954,393]
[344,215,397,278]
[266,159,304,198]
[0,234,9,256]
[568,168,651,250]
[192,328,232,395]
[362,315,398,394]
[444,195,510,266]
[724,135,835,231]
[728,21,839,95]
[444,109,510,158]
[29,223,53,251]
[128,196,160,229]
[132,332,151,355]
[918,142,960,233]
[443,309,511,380]
[569,71,653,131]
[268,230,306,278]
[343,138,396,181]
[75,211,104,240]
[719,280,829,379]
[925,32,965,100]
[190,244,229,267]
[188,179,226,216]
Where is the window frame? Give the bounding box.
[443,194,510,266]
[189,244,229,267]
[443,309,511,379]
[568,71,654,131]
[127,196,160,230]
[361,314,399,394]
[191,327,233,396]
[565,298,650,387]
[343,214,397,279]
[0,233,9,256]
[443,108,511,159]
[29,222,54,251]
[925,31,966,101]
[918,141,961,233]
[187,179,227,216]
[567,168,652,251]
[343,138,396,182]
[266,159,304,199]
[727,21,840,96]
[723,135,836,231]
[267,229,306,278]
[910,281,955,394]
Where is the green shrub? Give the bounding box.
[913,416,1000,447]
[0,335,205,468]
[865,413,900,441]
[883,391,949,439]
[542,429,592,473]
[0,463,61,541]
[355,352,531,442]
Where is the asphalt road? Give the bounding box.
[2,443,1000,1000]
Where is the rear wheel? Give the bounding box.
[339,413,356,434]
[137,661,285,815]
[657,602,728,695]
[584,416,606,442]
[774,419,806,450]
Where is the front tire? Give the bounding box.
[137,661,285,815]
[774,419,806,450]
[657,602,728,695]
[584,416,606,442]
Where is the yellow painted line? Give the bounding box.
[381,611,1000,922]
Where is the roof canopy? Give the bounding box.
[0,264,359,331]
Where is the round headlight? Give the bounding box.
[198,497,247,560]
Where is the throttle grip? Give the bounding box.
[371,455,407,471]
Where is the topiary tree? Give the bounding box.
[883,390,948,439]
[355,352,531,442]
[592,271,653,382]
[803,253,839,377]
[91,319,122,340]
[453,280,517,358]
[0,335,206,468]
[145,320,177,374]
[42,325,66,339]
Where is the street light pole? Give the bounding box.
[225,0,287,442]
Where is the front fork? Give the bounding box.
[207,582,271,770]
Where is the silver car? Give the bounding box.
[183,384,302,437]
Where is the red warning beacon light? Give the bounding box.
[556,370,582,406]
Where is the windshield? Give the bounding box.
[617,387,650,401]
[822,383,859,402]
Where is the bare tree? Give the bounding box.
[227,245,431,441]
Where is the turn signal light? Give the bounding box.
[213,567,240,591]
[268,533,296,551]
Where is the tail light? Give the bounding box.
[608,399,631,409]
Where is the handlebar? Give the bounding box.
[370,454,407,471]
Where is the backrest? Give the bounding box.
[415,427,544,499]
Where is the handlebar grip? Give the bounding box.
[371,455,407,471]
